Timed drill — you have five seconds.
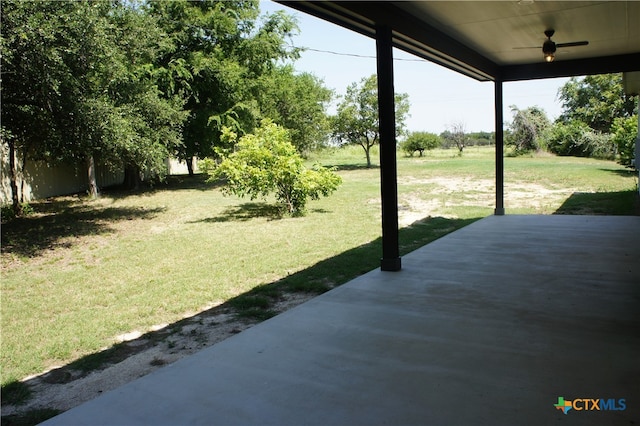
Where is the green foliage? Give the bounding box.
[255,65,333,155]
[1,0,187,192]
[467,131,495,147]
[208,121,342,215]
[1,203,34,222]
[333,75,410,167]
[507,106,550,154]
[401,132,440,156]
[611,116,638,167]
[149,1,302,170]
[547,120,615,159]
[557,74,637,133]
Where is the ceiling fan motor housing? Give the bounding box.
[543,39,557,55]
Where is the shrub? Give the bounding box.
[207,120,342,216]
[611,116,638,167]
[506,106,550,154]
[547,121,615,159]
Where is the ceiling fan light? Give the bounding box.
[542,39,556,63]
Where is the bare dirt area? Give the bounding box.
[1,292,315,422]
[393,177,577,225]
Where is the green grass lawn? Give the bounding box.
[1,146,637,388]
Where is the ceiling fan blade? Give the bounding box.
[556,41,589,48]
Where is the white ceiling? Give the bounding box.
[280,1,640,81]
[395,1,640,66]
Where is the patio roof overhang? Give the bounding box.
[277,1,640,271]
[279,1,640,82]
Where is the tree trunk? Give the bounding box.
[87,155,99,199]
[360,142,372,168]
[8,140,22,216]
[186,157,194,177]
[18,156,27,203]
[123,164,141,190]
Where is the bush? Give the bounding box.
[207,120,342,216]
[400,132,440,157]
[506,106,550,154]
[611,116,638,167]
[586,132,616,160]
[547,121,615,159]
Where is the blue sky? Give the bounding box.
[260,0,571,134]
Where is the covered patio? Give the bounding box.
[44,215,640,425]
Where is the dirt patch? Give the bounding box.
[1,292,316,420]
[392,177,577,223]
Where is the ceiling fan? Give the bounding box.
[516,29,589,62]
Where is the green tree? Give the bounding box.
[1,0,67,212]
[1,0,187,202]
[401,132,440,157]
[467,131,495,146]
[611,116,638,167]
[332,75,410,168]
[148,1,300,175]
[557,74,637,133]
[205,120,342,215]
[507,106,550,154]
[255,65,333,155]
[102,3,188,190]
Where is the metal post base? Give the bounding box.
[381,257,402,271]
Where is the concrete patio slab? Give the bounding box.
[43,215,640,425]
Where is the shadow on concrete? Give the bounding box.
[554,189,639,216]
[0,215,481,424]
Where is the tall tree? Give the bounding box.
[1,0,187,203]
[1,1,70,210]
[557,74,637,133]
[332,75,410,168]
[255,65,333,156]
[148,1,300,175]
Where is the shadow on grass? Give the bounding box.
[193,203,335,223]
[101,174,223,198]
[0,215,480,424]
[323,163,379,172]
[597,168,636,178]
[554,190,639,215]
[1,202,165,258]
[193,202,284,223]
